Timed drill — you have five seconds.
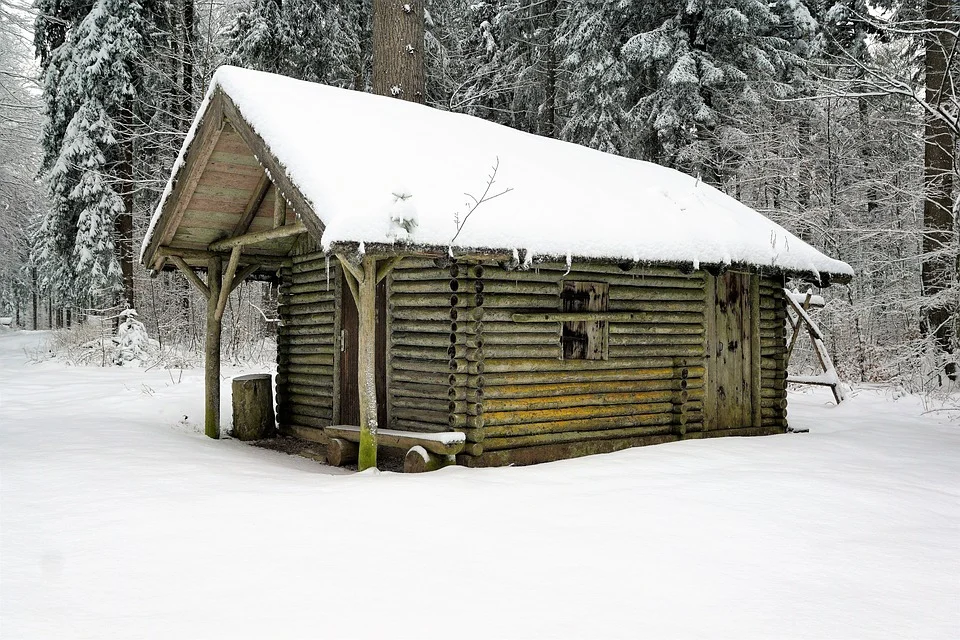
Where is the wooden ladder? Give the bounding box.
[783,289,844,405]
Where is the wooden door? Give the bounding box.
[338,272,388,426]
[705,272,757,430]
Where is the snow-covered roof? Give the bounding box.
[142,66,852,281]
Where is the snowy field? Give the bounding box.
[1,329,958,639]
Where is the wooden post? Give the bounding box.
[357,256,379,470]
[205,255,223,439]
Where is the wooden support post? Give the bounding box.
[215,246,242,322]
[205,255,223,439]
[356,256,379,470]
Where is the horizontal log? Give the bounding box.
[484,390,699,413]
[278,301,336,316]
[390,293,482,309]
[391,332,456,349]
[482,378,701,400]
[391,406,451,425]
[391,345,455,361]
[760,397,788,409]
[484,411,677,438]
[278,404,333,420]
[391,370,458,387]
[608,323,705,336]
[472,332,551,347]
[480,366,703,385]
[609,300,705,313]
[392,396,451,414]
[512,311,703,324]
[482,423,679,452]
[390,267,457,282]
[283,281,335,296]
[608,345,704,358]
[277,324,335,338]
[277,423,328,444]
[392,418,453,432]
[481,357,697,374]
[482,401,675,427]
[276,373,334,387]
[482,270,705,289]
[278,291,334,306]
[391,380,451,400]
[277,383,334,399]
[392,308,459,322]
[279,412,332,430]
[391,320,457,334]
[326,437,359,466]
[607,334,704,347]
[280,311,336,325]
[290,251,327,264]
[404,447,457,473]
[760,387,787,399]
[278,338,335,351]
[278,355,334,368]
[277,391,333,409]
[279,344,335,357]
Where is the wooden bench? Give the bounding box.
[323,425,465,473]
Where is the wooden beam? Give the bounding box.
[229,264,261,294]
[215,246,242,322]
[231,172,271,237]
[376,256,403,284]
[273,191,287,228]
[205,255,223,439]
[156,246,287,269]
[169,255,210,299]
[335,252,364,284]
[145,92,225,269]
[208,222,306,252]
[340,260,360,304]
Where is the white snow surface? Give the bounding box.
[143,66,852,278]
[2,331,958,639]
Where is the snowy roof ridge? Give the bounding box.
[142,66,853,281]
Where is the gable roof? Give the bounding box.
[142,66,852,283]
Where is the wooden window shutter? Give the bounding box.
[560,281,609,360]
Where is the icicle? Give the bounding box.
[326,256,330,292]
[563,252,572,276]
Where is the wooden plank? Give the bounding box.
[325,425,465,455]
[750,276,762,428]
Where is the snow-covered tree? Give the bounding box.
[621,0,805,182]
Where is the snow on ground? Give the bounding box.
[1,330,958,639]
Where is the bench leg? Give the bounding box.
[327,438,359,467]
[403,446,456,473]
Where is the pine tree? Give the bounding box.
[34,0,149,307]
[621,0,803,182]
[224,0,364,88]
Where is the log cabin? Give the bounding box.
[141,66,853,470]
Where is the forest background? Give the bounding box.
[1,0,958,391]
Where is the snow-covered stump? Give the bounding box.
[231,374,276,441]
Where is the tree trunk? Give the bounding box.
[923,0,957,381]
[117,97,135,311]
[372,0,425,103]
[31,268,37,330]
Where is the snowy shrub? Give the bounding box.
[112,309,159,366]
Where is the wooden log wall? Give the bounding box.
[758,276,788,430]
[388,258,466,435]
[275,237,338,444]
[460,262,708,466]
